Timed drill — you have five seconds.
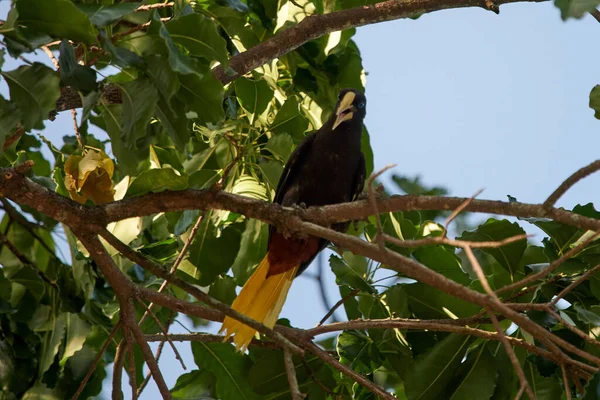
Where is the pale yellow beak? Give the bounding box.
[333,91,356,130]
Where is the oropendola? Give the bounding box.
[220,88,367,351]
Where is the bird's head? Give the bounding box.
[332,88,367,130]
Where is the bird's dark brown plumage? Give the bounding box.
[267,88,367,276]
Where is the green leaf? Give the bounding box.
[405,283,480,319]
[590,85,600,119]
[166,13,229,67]
[235,77,274,125]
[270,97,309,140]
[459,219,526,278]
[125,168,188,198]
[58,40,97,93]
[405,334,473,400]
[1,63,60,131]
[100,104,144,174]
[337,330,379,374]
[231,175,269,200]
[0,96,21,149]
[450,345,497,400]
[191,342,258,400]
[120,78,158,149]
[231,219,269,285]
[188,219,242,286]
[150,12,198,75]
[177,68,225,124]
[38,313,66,375]
[16,0,96,44]
[583,371,600,399]
[266,133,294,162]
[77,2,140,27]
[525,361,562,399]
[171,369,216,399]
[555,0,600,19]
[61,313,91,365]
[575,305,600,326]
[413,245,468,285]
[208,275,237,305]
[329,254,375,294]
[100,31,144,68]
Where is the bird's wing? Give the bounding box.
[273,132,316,205]
[352,152,366,201]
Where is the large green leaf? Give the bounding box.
[150,12,198,75]
[100,104,144,174]
[125,168,189,198]
[171,369,216,399]
[188,219,242,286]
[191,342,258,400]
[248,351,324,396]
[119,78,158,149]
[590,85,600,119]
[270,97,309,140]
[58,40,97,93]
[525,361,563,399]
[450,345,497,400]
[459,219,526,279]
[16,0,96,44]
[166,13,229,67]
[405,334,473,400]
[1,63,60,131]
[235,77,274,125]
[77,2,140,27]
[555,0,600,19]
[177,69,225,124]
[231,219,269,285]
[329,254,375,294]
[413,245,469,285]
[337,329,381,374]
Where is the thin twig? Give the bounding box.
[543,160,600,212]
[284,348,305,400]
[72,321,122,400]
[135,2,174,12]
[551,263,600,306]
[316,288,359,327]
[112,340,127,400]
[137,299,186,370]
[138,211,207,326]
[443,188,483,236]
[562,364,572,400]
[382,232,530,249]
[497,231,600,294]
[125,331,138,400]
[0,232,58,289]
[546,307,600,349]
[100,228,304,355]
[463,245,534,399]
[71,109,84,149]
[41,46,59,68]
[303,341,395,399]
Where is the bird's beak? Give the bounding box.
[333,92,356,130]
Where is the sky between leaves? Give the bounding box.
[1,0,600,397]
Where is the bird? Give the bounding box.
[220,88,367,351]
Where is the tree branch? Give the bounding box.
[50,0,548,112]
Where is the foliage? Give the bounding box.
[0,0,599,399]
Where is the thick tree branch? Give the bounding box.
[50,0,548,112]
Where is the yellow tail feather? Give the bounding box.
[220,255,298,352]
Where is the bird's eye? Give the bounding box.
[357,102,365,109]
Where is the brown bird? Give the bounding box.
[220,88,367,351]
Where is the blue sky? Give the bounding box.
[1,0,600,397]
